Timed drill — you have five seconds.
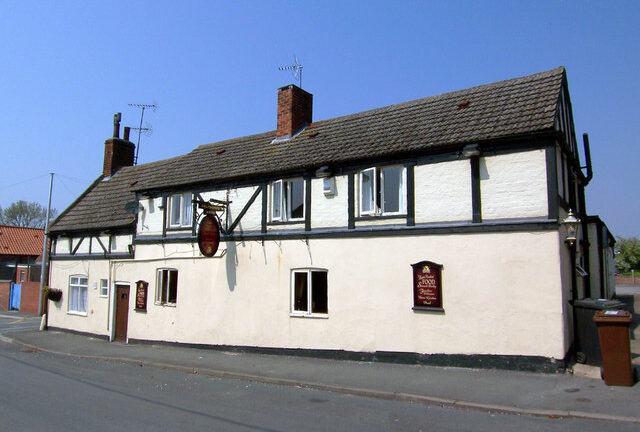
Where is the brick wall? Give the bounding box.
[103,137,135,177]
[616,275,639,285]
[0,282,9,311]
[277,85,312,137]
[19,281,41,314]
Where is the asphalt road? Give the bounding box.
[0,339,636,432]
[0,313,40,335]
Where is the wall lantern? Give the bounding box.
[562,209,580,247]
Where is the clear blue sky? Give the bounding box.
[1,1,638,237]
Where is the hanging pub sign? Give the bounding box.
[198,214,220,257]
[411,261,443,311]
[135,280,148,312]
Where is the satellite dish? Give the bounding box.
[124,201,142,214]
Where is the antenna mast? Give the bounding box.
[279,55,303,88]
[128,102,157,165]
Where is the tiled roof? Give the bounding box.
[49,67,565,233]
[0,225,45,257]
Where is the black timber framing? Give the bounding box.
[470,156,482,223]
[347,173,355,229]
[406,163,415,226]
[305,177,312,232]
[228,185,263,234]
[71,236,84,255]
[95,236,108,253]
[261,183,268,234]
[134,219,558,245]
[545,144,559,221]
[50,252,133,261]
[161,196,167,238]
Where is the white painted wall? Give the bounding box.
[415,160,472,223]
[138,197,164,235]
[48,230,568,359]
[47,259,113,336]
[480,149,548,220]
[201,186,262,234]
[311,176,348,228]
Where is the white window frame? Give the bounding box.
[290,268,328,317]
[358,166,406,216]
[271,178,305,222]
[156,268,178,306]
[99,278,109,298]
[168,192,193,228]
[68,274,88,316]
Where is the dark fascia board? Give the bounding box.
[49,252,133,261]
[49,225,135,238]
[133,132,558,196]
[47,174,104,234]
[134,218,558,244]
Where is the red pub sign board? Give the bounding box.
[411,261,443,311]
[135,280,148,312]
[198,215,220,257]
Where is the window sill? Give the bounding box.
[99,295,109,298]
[67,311,88,317]
[268,220,305,225]
[154,302,176,307]
[355,214,407,221]
[289,313,328,319]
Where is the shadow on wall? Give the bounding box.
[225,240,237,292]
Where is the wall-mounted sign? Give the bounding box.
[198,215,220,257]
[411,261,443,311]
[135,280,148,312]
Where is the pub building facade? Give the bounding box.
[46,67,615,371]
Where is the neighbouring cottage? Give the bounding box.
[0,225,46,313]
[46,67,615,371]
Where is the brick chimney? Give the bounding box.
[276,85,313,138]
[103,112,135,177]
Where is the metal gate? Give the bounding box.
[9,283,21,310]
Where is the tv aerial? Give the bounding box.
[279,55,303,88]
[128,102,158,165]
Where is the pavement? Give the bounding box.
[1,306,639,425]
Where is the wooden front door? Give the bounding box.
[115,285,130,342]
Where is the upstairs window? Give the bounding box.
[291,269,328,316]
[68,275,88,314]
[168,192,192,228]
[271,179,305,222]
[359,166,405,216]
[156,268,178,305]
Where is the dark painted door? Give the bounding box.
[115,285,130,342]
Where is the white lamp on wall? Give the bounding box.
[562,209,580,247]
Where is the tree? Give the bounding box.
[0,200,58,228]
[614,236,640,273]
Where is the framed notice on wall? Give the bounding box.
[135,280,148,312]
[411,261,443,311]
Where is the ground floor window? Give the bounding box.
[100,279,109,297]
[68,275,88,314]
[156,268,178,305]
[291,269,328,315]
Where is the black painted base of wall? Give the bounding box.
[128,338,566,374]
[47,326,110,341]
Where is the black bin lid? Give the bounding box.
[573,298,625,310]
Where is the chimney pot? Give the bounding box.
[113,112,121,138]
[123,126,131,141]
